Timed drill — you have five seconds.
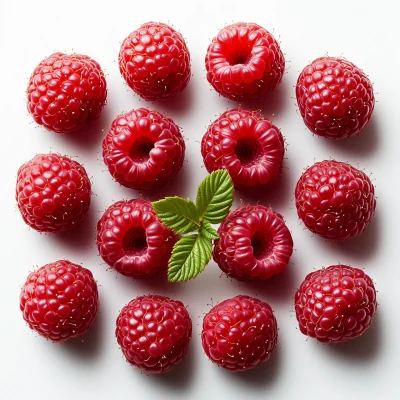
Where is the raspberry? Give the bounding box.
[27,52,107,134]
[214,205,293,281]
[202,295,278,371]
[201,108,285,189]
[116,295,192,373]
[97,199,178,278]
[205,23,285,101]
[296,57,374,139]
[16,153,91,233]
[103,108,185,190]
[20,260,98,342]
[295,160,376,240]
[295,265,377,343]
[119,22,191,100]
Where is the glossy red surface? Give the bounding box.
[295,265,377,342]
[116,295,192,373]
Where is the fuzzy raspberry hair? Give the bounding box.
[116,295,192,373]
[97,199,178,278]
[20,260,98,342]
[295,265,377,342]
[27,52,107,133]
[201,108,285,189]
[295,160,376,240]
[16,153,91,233]
[205,22,285,101]
[102,108,185,191]
[214,205,293,281]
[296,57,374,139]
[119,22,191,100]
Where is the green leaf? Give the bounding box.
[152,197,200,234]
[200,221,219,240]
[168,234,212,282]
[196,170,234,224]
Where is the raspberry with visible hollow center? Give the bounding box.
[296,56,374,139]
[201,108,285,189]
[119,22,191,100]
[96,199,178,278]
[116,295,192,373]
[214,205,293,281]
[205,22,285,101]
[102,108,185,191]
[295,160,376,240]
[295,265,377,342]
[16,153,91,233]
[202,295,278,371]
[27,52,107,134]
[20,260,99,342]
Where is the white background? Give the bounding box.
[1,0,399,399]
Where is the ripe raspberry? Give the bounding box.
[20,260,98,342]
[119,22,191,100]
[116,295,192,373]
[214,205,293,281]
[201,109,285,189]
[296,57,374,139]
[202,295,278,371]
[16,153,91,233]
[205,22,285,101]
[295,265,377,343]
[103,108,185,190]
[97,199,178,278]
[295,160,376,240]
[27,52,107,133]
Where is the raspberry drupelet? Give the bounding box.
[27,52,107,133]
[96,199,179,278]
[102,108,185,191]
[205,22,285,101]
[201,108,285,190]
[119,22,191,100]
[116,295,192,373]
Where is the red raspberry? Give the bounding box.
[214,205,293,281]
[295,160,376,240]
[296,57,374,139]
[205,22,285,101]
[97,199,178,278]
[201,108,285,189]
[27,52,107,134]
[202,295,278,371]
[102,108,185,191]
[20,260,99,342]
[295,265,377,343]
[119,22,191,100]
[16,153,91,233]
[116,295,192,373]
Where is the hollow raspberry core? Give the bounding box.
[251,230,273,260]
[122,226,148,255]
[129,137,154,163]
[234,137,263,167]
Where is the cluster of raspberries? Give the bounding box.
[17,21,377,374]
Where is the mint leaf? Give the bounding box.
[168,234,212,282]
[200,221,219,240]
[152,197,200,234]
[196,170,234,224]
